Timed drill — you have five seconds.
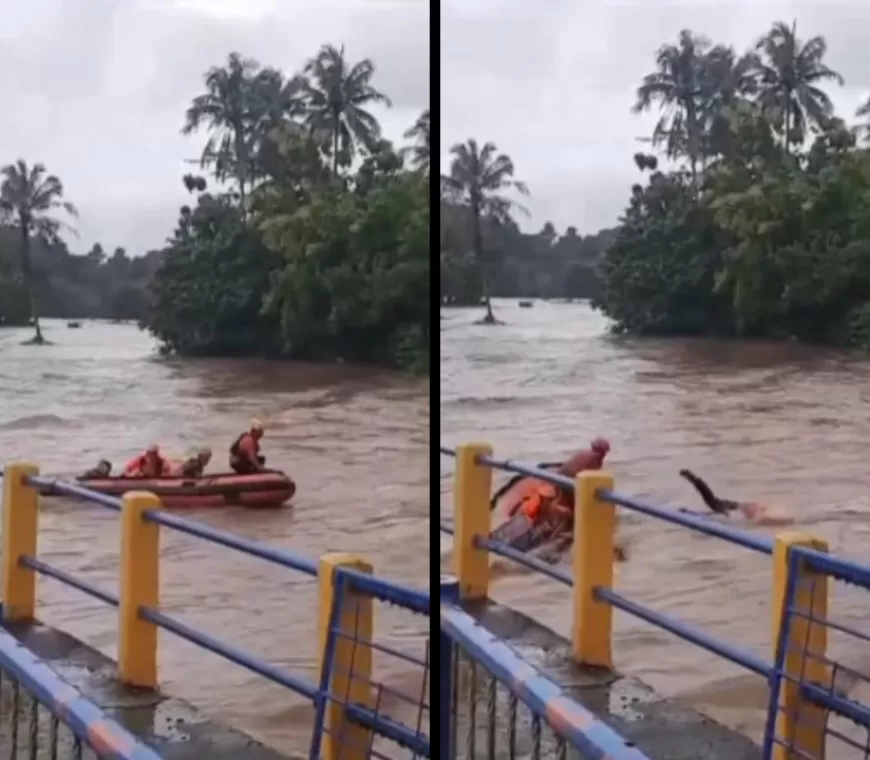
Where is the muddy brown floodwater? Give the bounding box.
[440,299,870,753]
[0,319,430,756]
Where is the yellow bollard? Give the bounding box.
[2,463,40,621]
[772,532,829,760]
[453,443,493,600]
[118,491,162,689]
[317,553,373,760]
[572,470,616,669]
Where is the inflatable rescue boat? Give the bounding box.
[76,471,295,509]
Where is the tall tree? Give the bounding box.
[403,108,430,172]
[0,160,77,343]
[182,52,262,212]
[633,30,713,183]
[753,20,843,151]
[442,139,529,323]
[301,44,392,174]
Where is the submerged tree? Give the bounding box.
[442,139,529,323]
[0,160,77,343]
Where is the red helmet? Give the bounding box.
[590,438,611,455]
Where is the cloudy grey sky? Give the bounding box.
[0,0,430,254]
[441,0,870,236]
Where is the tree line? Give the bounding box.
[443,20,870,352]
[0,164,159,336]
[2,44,430,371]
[439,143,613,318]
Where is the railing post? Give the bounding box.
[453,442,492,600]
[2,463,40,622]
[440,575,459,760]
[317,553,373,760]
[771,532,829,760]
[118,491,162,689]
[572,470,615,669]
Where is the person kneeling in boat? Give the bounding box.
[174,447,212,478]
[492,438,625,560]
[123,444,172,478]
[229,420,267,474]
[81,460,112,479]
[679,469,793,526]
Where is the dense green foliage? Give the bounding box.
[596,21,870,350]
[145,46,430,371]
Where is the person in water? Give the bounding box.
[175,447,212,478]
[229,420,267,474]
[679,469,793,526]
[123,444,172,478]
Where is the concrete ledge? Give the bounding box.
[1,620,297,760]
[460,599,762,759]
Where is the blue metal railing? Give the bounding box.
[0,625,162,759]
[3,469,431,759]
[440,444,870,759]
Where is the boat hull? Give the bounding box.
[76,471,295,509]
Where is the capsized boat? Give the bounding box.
[76,471,295,509]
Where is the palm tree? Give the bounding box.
[753,21,843,151]
[701,45,760,160]
[300,44,392,174]
[0,160,77,343]
[633,30,712,183]
[442,139,529,323]
[182,52,262,211]
[403,109,430,172]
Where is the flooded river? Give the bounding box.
[441,299,870,748]
[0,319,430,754]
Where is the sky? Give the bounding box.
[441,0,870,237]
[0,0,430,254]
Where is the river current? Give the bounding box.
[441,299,870,747]
[0,319,430,754]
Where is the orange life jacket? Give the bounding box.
[124,454,167,478]
[520,485,557,522]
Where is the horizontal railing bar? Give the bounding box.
[439,446,456,457]
[27,475,123,511]
[441,604,650,759]
[0,627,163,760]
[19,556,120,608]
[595,586,772,678]
[439,521,454,534]
[138,606,318,700]
[442,450,773,554]
[477,455,575,489]
[141,509,318,576]
[339,697,430,756]
[474,534,573,586]
[338,567,429,616]
[598,489,773,555]
[791,544,870,588]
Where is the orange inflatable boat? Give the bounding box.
[76,471,295,509]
